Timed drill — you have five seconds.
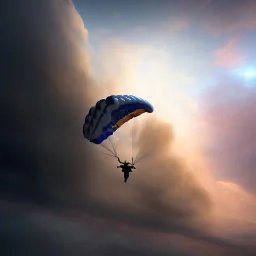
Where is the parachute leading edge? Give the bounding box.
[83,95,154,144]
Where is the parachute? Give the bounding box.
[83,95,153,143]
[83,95,154,161]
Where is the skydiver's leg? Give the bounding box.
[124,172,129,182]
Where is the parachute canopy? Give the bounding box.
[83,95,154,144]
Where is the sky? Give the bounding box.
[0,0,256,255]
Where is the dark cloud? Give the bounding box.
[1,203,255,256]
[0,0,98,204]
[0,206,176,256]
[199,77,256,193]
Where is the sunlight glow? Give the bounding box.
[91,40,199,148]
[243,68,256,80]
[234,66,256,81]
[131,49,197,140]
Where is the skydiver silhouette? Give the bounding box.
[117,157,136,182]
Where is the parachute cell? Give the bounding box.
[83,95,154,144]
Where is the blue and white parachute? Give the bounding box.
[83,95,154,144]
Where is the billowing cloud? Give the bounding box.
[0,0,104,205]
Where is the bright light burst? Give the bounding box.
[242,68,256,80]
[235,67,256,81]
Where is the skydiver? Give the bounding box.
[117,157,136,182]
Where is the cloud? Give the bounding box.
[214,181,256,223]
[0,204,246,256]
[213,37,246,68]
[1,0,256,255]
[0,206,175,256]
[201,0,256,35]
[2,200,256,256]
[125,119,211,229]
[173,0,256,35]
[0,0,100,204]
[198,77,256,194]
